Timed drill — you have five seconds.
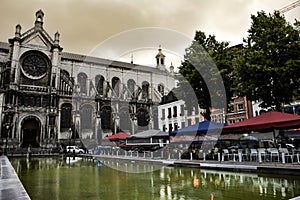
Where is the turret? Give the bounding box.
[155,45,166,71]
[34,9,44,28]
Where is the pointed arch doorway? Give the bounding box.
[21,116,41,148]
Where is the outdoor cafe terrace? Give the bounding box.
[98,111,300,165]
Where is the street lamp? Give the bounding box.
[68,128,72,146]
[4,125,9,156]
[68,128,72,164]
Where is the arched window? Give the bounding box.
[137,107,150,127]
[158,84,164,95]
[101,106,112,129]
[77,73,87,94]
[142,81,149,99]
[127,79,136,98]
[60,70,73,95]
[119,107,131,131]
[112,77,120,97]
[81,105,93,130]
[95,75,105,95]
[60,103,72,130]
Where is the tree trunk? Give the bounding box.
[201,107,211,121]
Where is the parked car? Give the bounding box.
[66,146,85,154]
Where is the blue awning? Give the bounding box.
[169,121,224,137]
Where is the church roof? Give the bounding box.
[0,41,9,49]
[0,41,171,75]
[61,51,170,74]
[160,90,178,105]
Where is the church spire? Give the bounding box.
[170,62,174,76]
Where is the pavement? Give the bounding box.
[0,156,31,200]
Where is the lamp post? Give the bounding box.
[4,125,9,156]
[68,128,72,164]
[68,128,72,146]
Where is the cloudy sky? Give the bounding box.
[0,0,299,67]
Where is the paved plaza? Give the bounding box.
[0,156,31,200]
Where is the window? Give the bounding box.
[168,108,172,118]
[142,81,149,99]
[228,119,235,124]
[127,79,136,98]
[60,103,72,129]
[158,84,164,95]
[95,75,105,95]
[237,118,244,122]
[101,106,111,129]
[174,123,178,131]
[180,105,184,116]
[228,104,234,113]
[112,77,120,97]
[161,109,165,120]
[173,106,177,117]
[77,73,87,94]
[137,108,149,127]
[81,105,93,129]
[237,103,244,112]
[119,108,131,131]
[168,124,173,132]
[162,124,166,132]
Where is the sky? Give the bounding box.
[0,0,299,68]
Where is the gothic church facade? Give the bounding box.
[0,10,175,148]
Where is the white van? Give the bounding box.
[66,146,85,154]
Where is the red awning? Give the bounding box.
[223,111,300,133]
[106,132,130,141]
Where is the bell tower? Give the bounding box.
[155,45,166,71]
[35,9,44,28]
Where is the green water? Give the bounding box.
[10,157,300,200]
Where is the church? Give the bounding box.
[0,10,175,148]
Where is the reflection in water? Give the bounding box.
[10,157,300,200]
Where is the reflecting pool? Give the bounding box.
[10,157,300,200]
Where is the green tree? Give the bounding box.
[175,31,235,120]
[234,11,300,111]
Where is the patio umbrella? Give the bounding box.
[240,135,258,141]
[222,111,300,133]
[169,121,224,137]
[106,132,130,141]
[127,129,168,139]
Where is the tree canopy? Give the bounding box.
[234,11,300,111]
[176,31,235,120]
[176,11,300,121]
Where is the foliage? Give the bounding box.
[175,31,235,120]
[234,11,300,111]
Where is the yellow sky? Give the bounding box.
[0,0,299,67]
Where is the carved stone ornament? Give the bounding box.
[21,53,48,79]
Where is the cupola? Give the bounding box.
[35,9,44,28]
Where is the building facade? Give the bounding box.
[226,96,253,125]
[0,10,175,148]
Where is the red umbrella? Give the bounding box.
[223,111,300,133]
[106,132,130,141]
